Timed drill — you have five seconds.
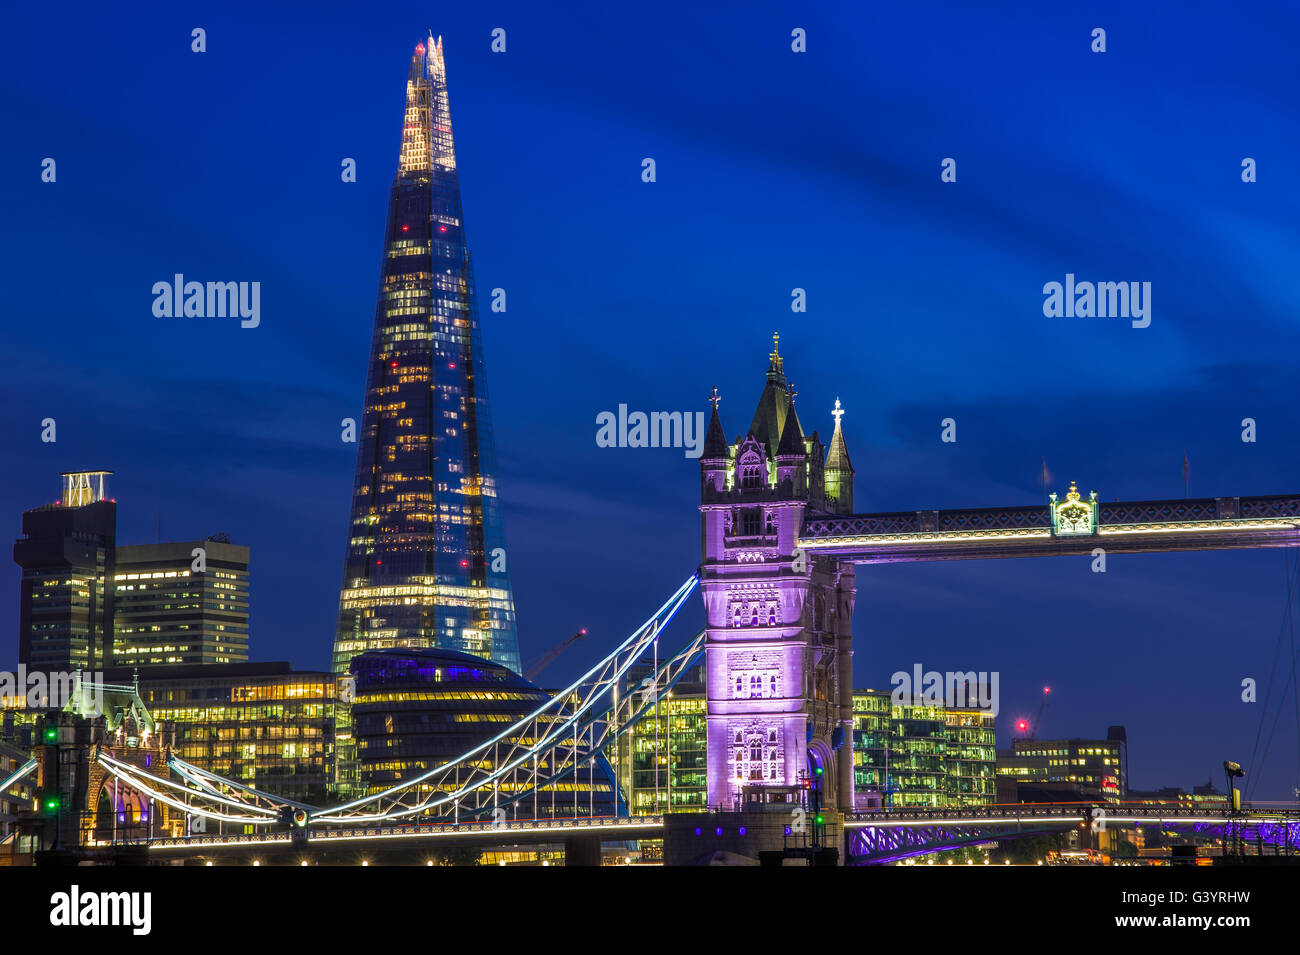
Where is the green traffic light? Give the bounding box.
[44,728,57,742]
[815,766,823,775]
[815,815,824,825]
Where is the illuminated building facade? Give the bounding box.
[852,690,997,808]
[14,471,117,671]
[1130,779,1228,811]
[350,649,617,816]
[113,537,250,666]
[699,336,857,811]
[996,726,1128,803]
[333,36,520,679]
[609,661,709,814]
[109,663,337,804]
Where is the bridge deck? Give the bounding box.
[132,815,666,851]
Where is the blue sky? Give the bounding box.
[3,0,1300,797]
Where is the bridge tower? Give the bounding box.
[699,336,857,813]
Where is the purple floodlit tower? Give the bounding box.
[699,334,857,812]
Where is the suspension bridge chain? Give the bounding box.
[483,627,707,819]
[311,573,700,824]
[93,575,702,831]
[0,758,37,796]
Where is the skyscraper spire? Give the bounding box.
[333,38,521,679]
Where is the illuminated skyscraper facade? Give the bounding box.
[14,471,117,671]
[334,37,521,679]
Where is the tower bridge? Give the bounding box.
[7,336,1300,865]
[694,334,1300,835]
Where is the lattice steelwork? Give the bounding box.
[333,35,520,677]
[94,577,702,831]
[800,491,1300,563]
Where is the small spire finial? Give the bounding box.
[832,397,844,427]
[768,331,784,375]
[708,386,721,411]
[788,381,797,404]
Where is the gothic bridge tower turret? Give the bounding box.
[699,335,857,813]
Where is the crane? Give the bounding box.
[1014,687,1052,738]
[1029,686,1051,738]
[524,629,589,683]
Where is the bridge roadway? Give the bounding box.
[88,802,1300,864]
[116,815,666,861]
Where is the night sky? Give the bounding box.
[4,1,1300,799]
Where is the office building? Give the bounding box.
[852,690,997,808]
[13,471,117,671]
[107,663,337,804]
[113,537,250,666]
[996,726,1128,803]
[609,661,708,815]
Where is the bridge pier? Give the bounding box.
[664,811,844,866]
[563,834,602,867]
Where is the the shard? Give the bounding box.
[333,36,521,677]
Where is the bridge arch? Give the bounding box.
[92,776,152,842]
[807,738,835,803]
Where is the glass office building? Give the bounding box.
[115,663,337,804]
[852,690,996,808]
[609,661,708,815]
[333,36,520,678]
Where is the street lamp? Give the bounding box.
[1223,761,1244,811]
[1223,760,1245,858]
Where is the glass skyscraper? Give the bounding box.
[333,36,521,679]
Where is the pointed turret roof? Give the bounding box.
[748,332,790,458]
[826,397,854,473]
[702,387,729,459]
[776,386,806,457]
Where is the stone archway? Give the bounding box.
[806,738,836,808]
[91,776,151,843]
